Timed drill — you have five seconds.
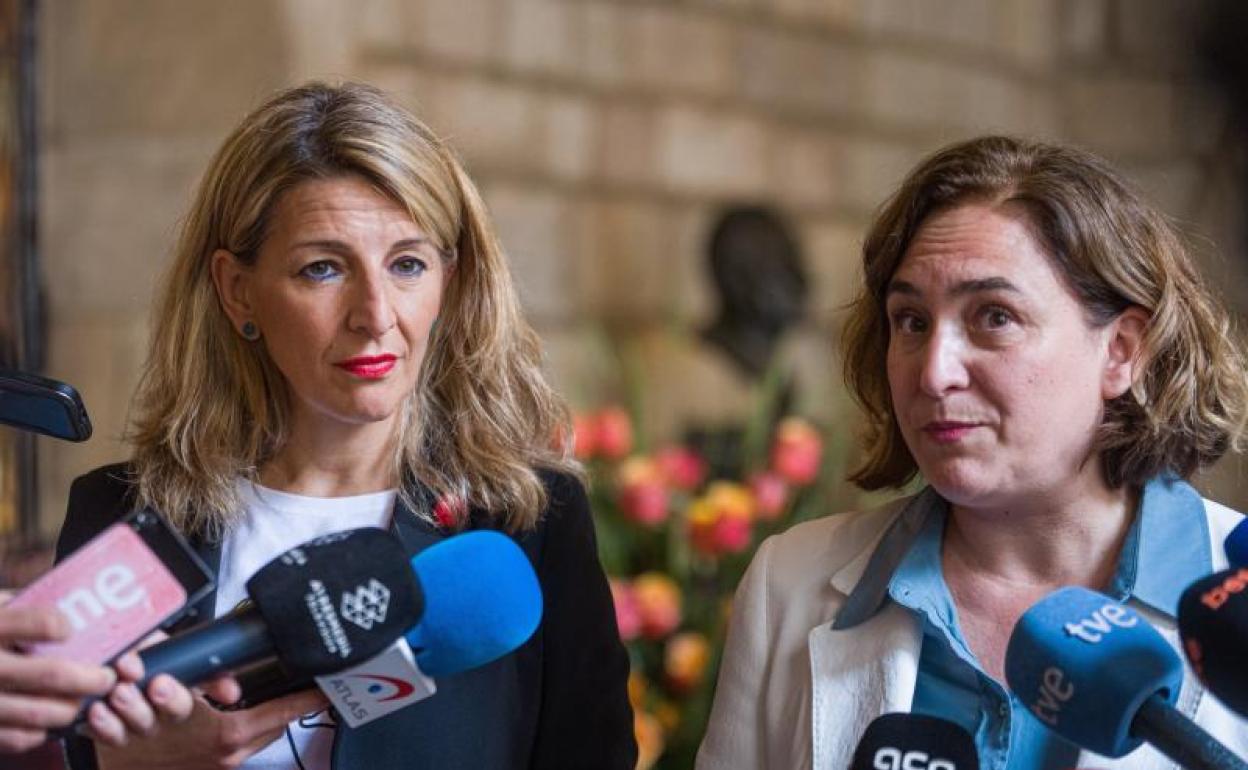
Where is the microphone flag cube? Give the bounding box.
[246,528,424,678]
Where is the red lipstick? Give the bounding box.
[922,421,979,444]
[336,354,397,379]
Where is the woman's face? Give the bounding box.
[885,202,1136,510]
[215,175,449,436]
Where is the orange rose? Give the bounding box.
[632,572,682,639]
[664,631,711,692]
[634,710,665,770]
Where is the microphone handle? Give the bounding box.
[1132,695,1248,770]
[138,608,276,688]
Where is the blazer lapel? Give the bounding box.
[809,605,921,770]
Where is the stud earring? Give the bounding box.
[240,321,261,341]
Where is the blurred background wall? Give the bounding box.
[17,0,1248,541]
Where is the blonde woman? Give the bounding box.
[54,82,635,770]
[698,136,1248,769]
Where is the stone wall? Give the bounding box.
[33,0,1246,536]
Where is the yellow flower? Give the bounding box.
[664,631,712,692]
[704,480,755,522]
[627,671,648,709]
[634,710,665,770]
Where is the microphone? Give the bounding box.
[1226,519,1248,566]
[1178,567,1248,718]
[849,713,978,770]
[1005,587,1248,770]
[137,528,424,687]
[220,530,542,707]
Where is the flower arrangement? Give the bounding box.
[575,406,833,769]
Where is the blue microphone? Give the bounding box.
[1005,587,1247,770]
[1226,518,1248,567]
[403,530,542,676]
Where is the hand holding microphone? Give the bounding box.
[0,592,117,753]
[1006,587,1248,770]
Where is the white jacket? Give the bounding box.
[696,495,1248,770]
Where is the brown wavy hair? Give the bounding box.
[128,81,577,537]
[842,135,1248,490]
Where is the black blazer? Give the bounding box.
[55,463,637,770]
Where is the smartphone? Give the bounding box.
[7,508,214,664]
[0,369,93,442]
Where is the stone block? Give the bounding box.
[1121,161,1201,223]
[1058,0,1111,61]
[533,325,626,411]
[738,27,854,118]
[413,0,502,66]
[1115,0,1200,69]
[670,204,718,325]
[354,0,415,49]
[38,313,149,538]
[502,0,584,78]
[43,0,289,141]
[581,3,628,88]
[421,73,545,173]
[860,0,997,51]
[1062,75,1178,159]
[834,137,922,214]
[802,219,863,323]
[772,0,859,29]
[542,93,599,184]
[597,102,659,188]
[656,105,769,198]
[575,197,679,321]
[41,139,215,319]
[858,49,1049,135]
[482,182,579,322]
[995,0,1058,70]
[770,128,838,211]
[627,6,736,98]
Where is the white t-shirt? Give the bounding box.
[215,481,397,770]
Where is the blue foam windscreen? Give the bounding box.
[404,530,542,677]
[1004,586,1182,758]
[1226,518,1248,567]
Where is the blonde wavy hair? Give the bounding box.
[128,81,577,538]
[843,135,1248,490]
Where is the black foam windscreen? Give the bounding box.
[1178,566,1248,718]
[850,713,979,770]
[245,528,423,678]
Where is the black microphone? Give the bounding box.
[1178,566,1248,718]
[232,530,544,708]
[850,713,978,770]
[137,528,422,687]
